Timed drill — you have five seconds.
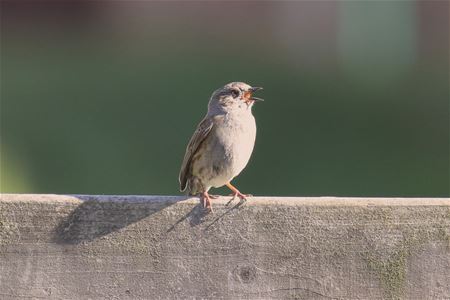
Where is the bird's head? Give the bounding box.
[208,82,263,114]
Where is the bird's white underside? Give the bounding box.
[197,109,256,190]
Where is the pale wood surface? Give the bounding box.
[1,194,449,299]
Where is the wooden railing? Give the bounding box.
[1,194,449,299]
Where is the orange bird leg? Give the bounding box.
[201,192,214,212]
[226,182,251,201]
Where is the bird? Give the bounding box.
[179,82,263,211]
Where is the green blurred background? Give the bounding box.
[1,2,448,197]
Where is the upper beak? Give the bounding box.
[249,86,264,102]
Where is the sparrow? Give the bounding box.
[179,82,263,211]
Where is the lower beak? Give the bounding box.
[250,96,264,102]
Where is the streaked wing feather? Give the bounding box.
[179,116,215,191]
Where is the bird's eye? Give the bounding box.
[231,89,240,98]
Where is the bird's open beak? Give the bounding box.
[246,87,264,102]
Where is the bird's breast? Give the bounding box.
[215,112,256,175]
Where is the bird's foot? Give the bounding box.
[225,182,251,202]
[229,192,252,201]
[201,192,214,213]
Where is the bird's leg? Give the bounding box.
[226,182,251,201]
[201,192,214,212]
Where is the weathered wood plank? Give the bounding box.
[1,194,449,299]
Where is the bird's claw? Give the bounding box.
[201,193,214,213]
[229,192,252,201]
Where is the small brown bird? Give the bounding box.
[179,82,263,211]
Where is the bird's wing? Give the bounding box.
[179,115,217,192]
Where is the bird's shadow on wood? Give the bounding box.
[167,198,246,233]
[166,203,208,232]
[204,199,246,231]
[54,195,183,244]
